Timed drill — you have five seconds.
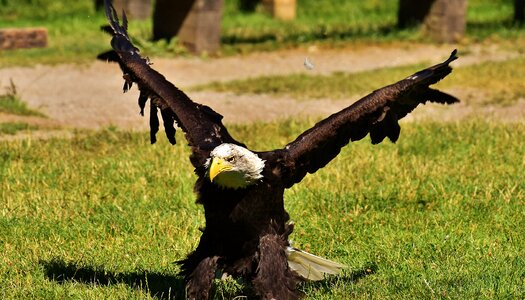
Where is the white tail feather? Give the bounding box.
[286,247,346,281]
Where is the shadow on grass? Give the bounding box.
[300,261,378,294]
[41,259,376,299]
[40,259,186,299]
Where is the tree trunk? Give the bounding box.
[398,0,467,43]
[110,0,152,19]
[153,0,224,54]
[423,0,467,43]
[515,0,525,23]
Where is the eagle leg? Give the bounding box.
[253,233,302,300]
[186,256,219,300]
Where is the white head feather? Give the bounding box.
[206,143,265,189]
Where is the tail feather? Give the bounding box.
[286,247,346,281]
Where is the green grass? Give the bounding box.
[0,93,44,116]
[0,0,107,66]
[0,0,523,66]
[0,81,46,117]
[195,55,525,106]
[1,120,524,298]
[220,0,414,52]
[221,0,524,51]
[0,122,39,135]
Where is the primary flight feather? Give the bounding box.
[102,1,459,299]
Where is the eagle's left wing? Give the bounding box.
[102,1,244,168]
[273,50,459,188]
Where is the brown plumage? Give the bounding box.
[103,1,459,299]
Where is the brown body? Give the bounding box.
[182,170,298,298]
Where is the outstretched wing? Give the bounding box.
[103,0,243,168]
[275,50,459,188]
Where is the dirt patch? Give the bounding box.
[0,42,523,138]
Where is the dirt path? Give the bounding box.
[0,43,523,133]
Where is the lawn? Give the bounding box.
[0,0,523,66]
[1,120,524,299]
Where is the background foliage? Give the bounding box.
[0,0,522,66]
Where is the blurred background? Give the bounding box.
[0,0,523,64]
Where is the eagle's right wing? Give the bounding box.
[103,0,243,168]
[271,50,459,188]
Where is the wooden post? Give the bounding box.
[262,0,296,21]
[515,0,525,23]
[153,0,224,54]
[423,0,467,43]
[398,0,467,43]
[112,0,152,20]
[0,28,48,50]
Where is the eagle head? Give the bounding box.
[206,143,265,189]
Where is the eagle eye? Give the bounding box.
[226,156,235,163]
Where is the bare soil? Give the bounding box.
[0,43,523,138]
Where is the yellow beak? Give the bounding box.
[209,157,232,182]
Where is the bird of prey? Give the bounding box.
[102,1,459,299]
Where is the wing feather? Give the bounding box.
[149,100,159,144]
[276,50,459,187]
[160,107,177,145]
[103,0,242,167]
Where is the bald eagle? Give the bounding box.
[103,2,459,299]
